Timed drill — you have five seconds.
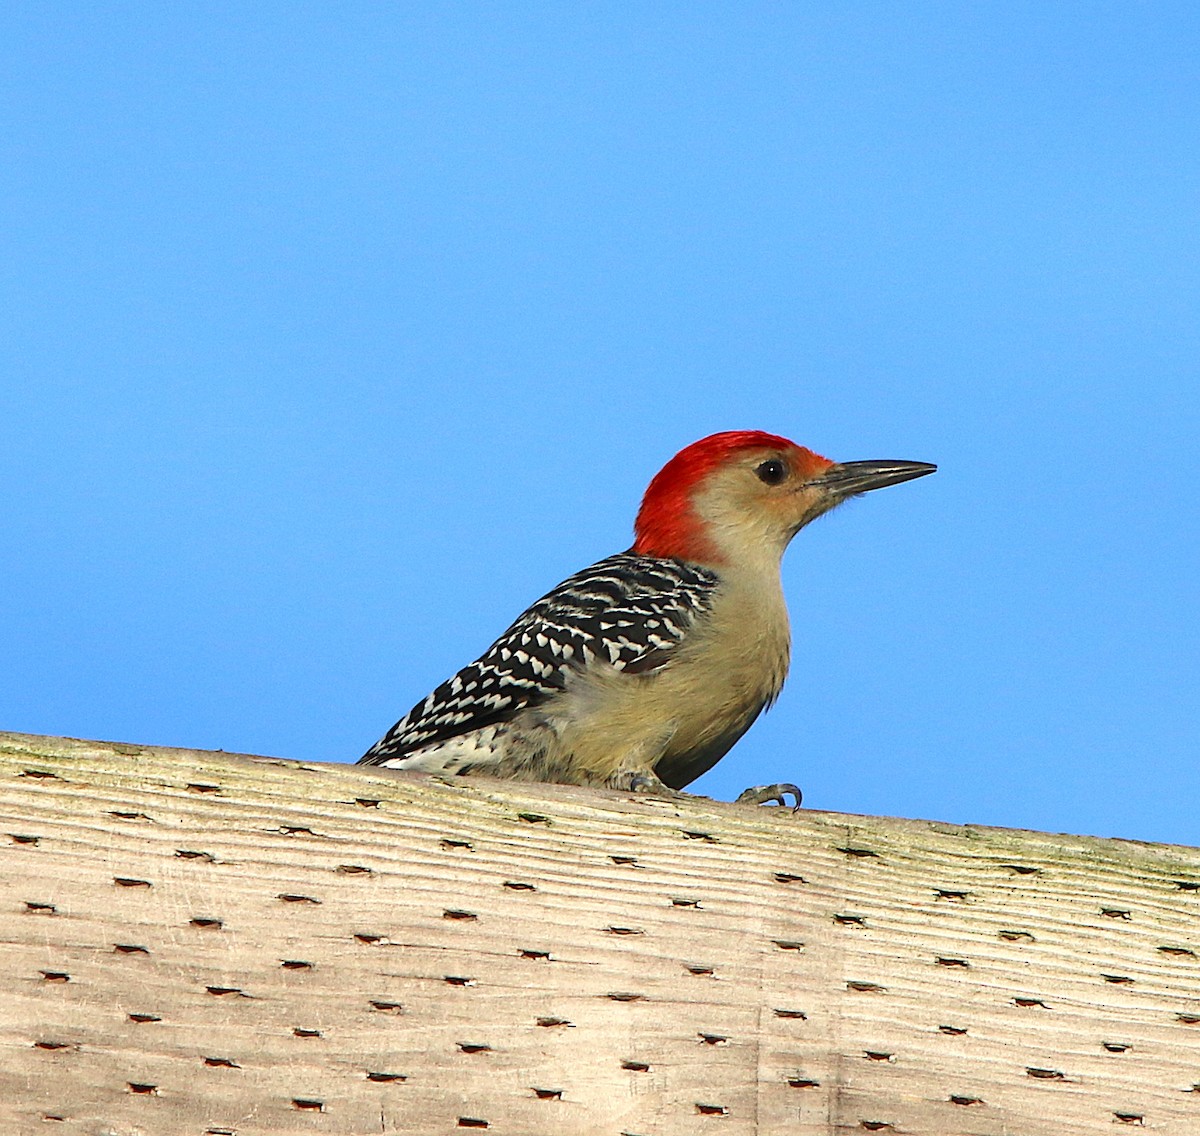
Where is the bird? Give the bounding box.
[359,431,934,807]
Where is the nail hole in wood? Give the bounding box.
[682,830,717,843]
[292,1099,323,1111]
[369,1000,403,1013]
[9,833,40,845]
[860,1124,894,1132]
[293,1028,322,1038]
[1101,908,1132,919]
[774,1008,807,1020]
[533,1088,563,1100]
[607,992,644,1002]
[34,1040,74,1050]
[848,981,885,993]
[936,956,970,968]
[457,1119,488,1129]
[40,971,69,982]
[838,847,879,859]
[519,949,551,960]
[355,932,387,944]
[206,986,247,998]
[25,902,55,914]
[671,897,701,908]
[998,930,1035,942]
[606,926,644,936]
[503,881,536,891]
[114,877,151,888]
[1159,946,1197,957]
[1002,864,1040,875]
[949,1095,982,1106]
[1026,1067,1066,1080]
[773,940,804,951]
[696,1104,727,1116]
[518,812,549,825]
[441,838,473,850]
[938,1025,967,1035]
[622,1061,650,1072]
[444,909,477,921]
[1174,880,1199,891]
[355,798,381,808]
[686,964,714,976]
[834,914,865,926]
[21,769,59,780]
[204,1057,239,1068]
[1178,1013,1200,1024]
[277,893,320,904]
[1103,1041,1130,1053]
[611,855,638,865]
[114,944,149,955]
[336,864,373,875]
[109,811,153,821]
[865,1051,894,1062]
[457,1042,491,1054]
[127,1083,157,1095]
[129,1013,161,1023]
[176,849,215,862]
[535,1017,571,1036]
[934,889,968,900]
[788,1077,820,1088]
[367,1072,407,1082]
[1114,1113,1144,1125]
[190,917,223,929]
[281,960,312,970]
[277,825,319,836]
[699,1033,728,1046]
[186,783,221,794]
[445,976,475,987]
[774,872,805,883]
[1102,974,1134,985]
[1014,997,1049,1008]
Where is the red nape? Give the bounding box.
[631,430,830,563]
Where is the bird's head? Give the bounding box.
[632,430,935,568]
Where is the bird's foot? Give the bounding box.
[609,768,692,800]
[736,782,802,811]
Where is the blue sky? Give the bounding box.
[3,4,1197,846]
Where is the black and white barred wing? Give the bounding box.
[358,553,718,764]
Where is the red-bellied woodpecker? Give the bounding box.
[359,431,935,806]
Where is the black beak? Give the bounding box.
[810,459,937,497]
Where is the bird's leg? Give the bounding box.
[736,782,803,810]
[607,767,693,800]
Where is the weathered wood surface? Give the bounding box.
[1,731,1199,1135]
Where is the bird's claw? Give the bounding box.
[610,769,691,800]
[736,782,802,811]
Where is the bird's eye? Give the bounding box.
[755,458,787,485]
